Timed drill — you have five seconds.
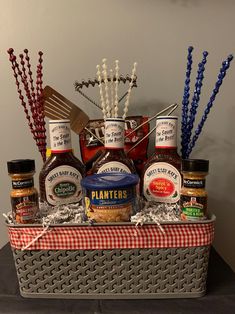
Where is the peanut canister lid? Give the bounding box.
[81,173,139,190]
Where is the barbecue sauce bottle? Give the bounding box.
[141,116,181,203]
[39,120,85,206]
[89,118,136,174]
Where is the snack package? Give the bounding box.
[79,116,150,175]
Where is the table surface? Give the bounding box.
[0,244,235,314]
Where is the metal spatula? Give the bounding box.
[43,85,90,134]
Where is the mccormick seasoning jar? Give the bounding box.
[81,173,139,222]
[39,120,85,206]
[180,159,209,221]
[7,159,39,224]
[89,118,136,174]
[141,116,181,203]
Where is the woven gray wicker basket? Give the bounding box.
[8,215,215,299]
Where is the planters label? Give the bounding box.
[84,186,136,222]
[88,188,132,206]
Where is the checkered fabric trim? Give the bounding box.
[8,222,214,251]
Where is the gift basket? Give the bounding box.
[4,48,233,299]
[7,217,215,299]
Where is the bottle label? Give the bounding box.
[180,195,207,220]
[11,194,38,223]
[143,162,181,203]
[12,178,34,189]
[49,120,72,152]
[183,178,205,188]
[105,118,125,149]
[155,117,177,148]
[45,165,82,205]
[97,161,131,173]
[97,161,131,174]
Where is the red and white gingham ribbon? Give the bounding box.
[8,221,214,251]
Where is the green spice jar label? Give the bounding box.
[180,195,207,220]
[143,162,181,203]
[45,165,82,205]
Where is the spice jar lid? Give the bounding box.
[81,173,139,190]
[7,159,35,174]
[182,159,209,173]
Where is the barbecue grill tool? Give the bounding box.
[43,86,91,135]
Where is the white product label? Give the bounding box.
[45,165,82,206]
[105,119,124,149]
[155,117,177,148]
[143,162,181,203]
[49,121,72,151]
[97,161,131,174]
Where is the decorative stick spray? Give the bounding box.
[110,68,115,116]
[19,53,38,123]
[24,49,36,104]
[122,62,137,120]
[185,54,233,158]
[8,51,34,135]
[23,49,41,126]
[114,60,119,118]
[181,46,193,157]
[7,48,47,161]
[96,64,106,119]
[102,58,111,118]
[184,51,208,158]
[36,51,44,120]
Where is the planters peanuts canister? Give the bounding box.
[81,173,139,222]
